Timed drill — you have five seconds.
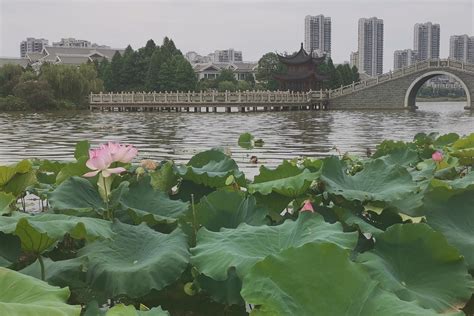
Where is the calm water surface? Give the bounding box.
[1,102,473,176]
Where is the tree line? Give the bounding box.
[0,63,103,111]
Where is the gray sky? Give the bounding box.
[1,0,473,71]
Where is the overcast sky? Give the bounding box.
[1,0,473,71]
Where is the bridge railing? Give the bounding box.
[329,58,474,98]
[90,90,318,105]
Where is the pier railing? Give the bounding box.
[90,90,318,106]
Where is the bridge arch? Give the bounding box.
[404,70,471,108]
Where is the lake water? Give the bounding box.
[1,102,473,176]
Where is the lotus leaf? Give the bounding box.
[176,149,245,188]
[194,190,267,231]
[78,221,189,298]
[119,177,189,224]
[248,160,317,197]
[0,267,81,316]
[0,213,114,254]
[241,243,456,316]
[191,212,357,280]
[321,157,418,206]
[49,176,106,213]
[423,185,474,270]
[357,223,473,312]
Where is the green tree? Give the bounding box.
[121,45,140,91]
[146,48,162,91]
[0,64,24,97]
[13,80,57,110]
[351,66,360,83]
[174,56,197,91]
[256,53,285,90]
[237,80,251,91]
[109,51,124,91]
[218,80,237,92]
[216,69,237,84]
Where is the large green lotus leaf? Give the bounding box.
[357,223,473,312]
[247,160,317,197]
[49,176,105,213]
[241,243,454,316]
[119,177,189,224]
[0,213,114,254]
[423,185,474,270]
[191,212,357,280]
[378,147,420,167]
[321,156,418,205]
[452,133,474,150]
[0,192,15,215]
[197,268,244,306]
[0,267,81,316]
[4,170,37,197]
[195,190,267,231]
[56,157,90,184]
[78,221,189,298]
[106,304,170,316]
[0,233,21,267]
[0,160,31,186]
[451,148,474,166]
[74,140,90,160]
[176,149,245,188]
[150,161,179,193]
[434,133,460,147]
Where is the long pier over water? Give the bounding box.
[90,59,474,112]
[89,90,326,112]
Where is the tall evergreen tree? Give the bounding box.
[109,51,124,91]
[146,48,162,92]
[121,45,140,91]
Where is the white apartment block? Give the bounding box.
[20,38,49,58]
[449,35,474,64]
[414,22,440,60]
[213,49,243,63]
[358,17,384,77]
[304,15,332,57]
[350,51,359,69]
[393,49,417,70]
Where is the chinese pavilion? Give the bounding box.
[273,43,327,91]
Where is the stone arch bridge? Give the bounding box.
[322,59,474,110]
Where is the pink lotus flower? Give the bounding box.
[432,151,443,163]
[100,142,138,163]
[300,200,315,213]
[83,142,138,178]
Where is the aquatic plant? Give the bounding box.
[0,132,473,315]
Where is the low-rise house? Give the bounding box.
[193,62,257,81]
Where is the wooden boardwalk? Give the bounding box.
[89,90,328,112]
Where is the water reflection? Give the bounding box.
[1,102,473,176]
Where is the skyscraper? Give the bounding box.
[393,49,418,70]
[304,15,331,57]
[350,51,359,69]
[20,37,49,57]
[414,22,440,60]
[358,17,384,76]
[449,35,474,63]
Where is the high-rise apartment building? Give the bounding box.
[393,49,418,69]
[304,15,332,57]
[414,22,440,60]
[449,34,474,63]
[358,17,384,76]
[52,38,92,48]
[20,37,49,57]
[350,51,359,69]
[213,49,242,63]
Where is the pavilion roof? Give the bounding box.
[277,43,326,65]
